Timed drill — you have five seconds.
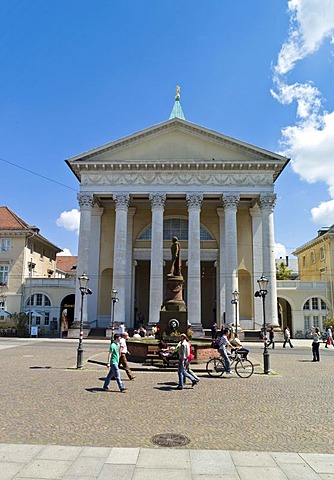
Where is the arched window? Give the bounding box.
[138,218,214,241]
[303,297,328,333]
[26,293,51,307]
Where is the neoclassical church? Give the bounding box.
[66,89,289,335]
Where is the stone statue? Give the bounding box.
[168,236,182,277]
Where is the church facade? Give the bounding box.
[66,95,289,334]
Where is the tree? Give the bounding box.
[276,262,293,280]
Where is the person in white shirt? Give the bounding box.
[119,332,135,380]
[118,323,126,335]
[325,326,333,348]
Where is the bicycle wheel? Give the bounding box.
[235,359,254,378]
[206,357,225,377]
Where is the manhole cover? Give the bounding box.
[151,433,190,447]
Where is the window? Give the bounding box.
[0,300,5,310]
[311,250,315,264]
[0,264,9,285]
[303,300,310,310]
[302,255,306,267]
[44,312,50,326]
[313,315,319,328]
[312,297,318,310]
[138,218,214,241]
[26,293,51,307]
[320,247,325,261]
[321,300,327,310]
[35,316,41,326]
[304,316,310,331]
[0,239,11,252]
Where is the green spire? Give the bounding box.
[169,85,186,120]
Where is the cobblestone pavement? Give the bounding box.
[1,338,334,454]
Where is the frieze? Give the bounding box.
[77,193,95,209]
[82,172,272,187]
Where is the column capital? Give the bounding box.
[258,193,277,210]
[77,193,95,209]
[113,194,130,210]
[222,193,240,210]
[186,193,203,210]
[149,193,166,210]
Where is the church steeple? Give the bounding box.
[169,85,186,120]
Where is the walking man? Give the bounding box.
[119,332,136,380]
[267,327,275,349]
[103,334,126,392]
[283,326,294,348]
[176,333,199,390]
[325,326,333,348]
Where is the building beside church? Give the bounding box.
[67,90,289,335]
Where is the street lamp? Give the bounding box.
[111,287,119,340]
[255,275,270,374]
[76,273,92,369]
[231,290,239,335]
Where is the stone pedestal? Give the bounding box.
[158,275,188,335]
[67,327,90,339]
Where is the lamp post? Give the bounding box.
[111,288,119,340]
[255,275,270,374]
[76,273,92,369]
[231,290,239,336]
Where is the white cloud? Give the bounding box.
[57,248,73,256]
[311,200,334,225]
[56,209,80,234]
[275,0,334,75]
[275,243,287,259]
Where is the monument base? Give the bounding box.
[159,311,188,336]
[67,327,90,339]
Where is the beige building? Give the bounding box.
[67,93,289,335]
[277,225,334,336]
[0,206,75,334]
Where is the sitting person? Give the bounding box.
[132,330,141,338]
[230,333,249,358]
[139,324,147,337]
[158,339,170,362]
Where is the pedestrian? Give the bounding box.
[119,332,136,380]
[211,322,218,340]
[118,322,126,335]
[283,326,294,348]
[176,333,199,390]
[103,334,126,392]
[267,327,275,349]
[186,340,199,382]
[312,327,321,362]
[218,328,234,375]
[325,326,333,348]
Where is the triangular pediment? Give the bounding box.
[67,118,289,181]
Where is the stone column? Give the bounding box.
[111,194,130,326]
[222,193,240,326]
[250,204,263,329]
[72,193,95,330]
[186,193,203,333]
[125,207,136,327]
[88,205,104,326]
[149,193,166,325]
[217,208,226,328]
[258,193,279,327]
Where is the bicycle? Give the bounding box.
[206,349,254,378]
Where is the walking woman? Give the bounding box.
[312,327,321,362]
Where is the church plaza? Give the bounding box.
[1,337,334,479]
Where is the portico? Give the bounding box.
[66,92,289,334]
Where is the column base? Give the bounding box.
[189,324,204,338]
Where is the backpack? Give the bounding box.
[212,337,221,351]
[188,343,195,362]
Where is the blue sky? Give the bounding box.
[1,0,334,257]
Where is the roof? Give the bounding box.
[292,224,334,255]
[169,86,186,120]
[56,255,78,273]
[0,206,61,252]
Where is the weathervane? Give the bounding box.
[175,85,181,100]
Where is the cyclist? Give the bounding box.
[230,333,249,359]
[218,328,235,375]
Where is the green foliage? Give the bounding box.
[12,312,29,334]
[323,318,334,331]
[276,262,293,280]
